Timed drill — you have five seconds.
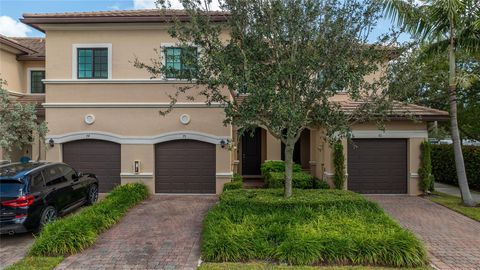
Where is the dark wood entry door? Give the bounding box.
[155,140,216,193]
[242,128,262,175]
[347,139,407,194]
[63,139,121,193]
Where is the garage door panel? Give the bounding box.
[155,140,216,193]
[347,139,407,194]
[63,140,121,193]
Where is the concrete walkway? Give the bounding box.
[55,195,217,270]
[435,182,480,203]
[368,195,480,270]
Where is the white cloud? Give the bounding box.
[133,0,221,10]
[0,16,31,37]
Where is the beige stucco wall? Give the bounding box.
[0,48,45,93]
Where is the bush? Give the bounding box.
[265,171,313,189]
[202,189,427,267]
[260,161,302,175]
[312,177,330,189]
[419,142,434,193]
[232,173,243,183]
[28,183,149,256]
[431,145,480,190]
[224,181,243,191]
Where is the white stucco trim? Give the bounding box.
[410,173,419,178]
[72,43,113,80]
[27,68,46,95]
[351,130,428,139]
[47,131,230,145]
[43,79,196,84]
[42,102,224,108]
[216,172,234,177]
[120,173,154,178]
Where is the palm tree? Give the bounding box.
[383,0,479,206]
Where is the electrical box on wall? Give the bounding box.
[133,160,140,174]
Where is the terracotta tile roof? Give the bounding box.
[21,9,230,32]
[0,34,45,60]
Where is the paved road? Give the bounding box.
[435,182,480,203]
[56,195,217,270]
[367,195,480,270]
[0,233,34,269]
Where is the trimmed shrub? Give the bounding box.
[260,160,302,175]
[223,181,243,191]
[333,142,346,189]
[312,177,330,189]
[202,189,427,267]
[232,173,243,183]
[431,145,480,190]
[29,183,149,256]
[419,142,434,193]
[265,171,313,189]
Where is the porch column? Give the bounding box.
[265,132,281,160]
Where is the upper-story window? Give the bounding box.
[164,47,197,79]
[77,48,109,79]
[30,70,45,94]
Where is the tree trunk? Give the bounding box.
[448,25,475,206]
[284,140,294,198]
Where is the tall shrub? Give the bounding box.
[333,142,346,189]
[419,141,434,193]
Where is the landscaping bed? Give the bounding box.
[428,191,480,222]
[6,183,149,270]
[202,189,427,267]
[199,262,432,270]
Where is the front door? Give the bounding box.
[242,128,262,175]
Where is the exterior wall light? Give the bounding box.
[48,138,55,147]
[220,139,227,148]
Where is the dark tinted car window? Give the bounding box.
[44,166,67,186]
[29,173,45,192]
[58,165,76,182]
[0,180,25,197]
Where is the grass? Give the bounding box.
[4,256,64,270]
[6,183,149,270]
[202,189,427,267]
[428,191,480,222]
[198,262,433,270]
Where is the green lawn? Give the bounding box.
[201,189,427,267]
[4,256,63,270]
[198,262,432,270]
[428,192,480,222]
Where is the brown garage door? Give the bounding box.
[347,139,407,194]
[155,140,216,193]
[63,139,121,193]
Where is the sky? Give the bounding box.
[0,0,406,42]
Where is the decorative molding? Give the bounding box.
[216,172,234,178]
[43,79,196,84]
[120,173,154,178]
[72,43,112,80]
[47,130,230,145]
[42,102,224,108]
[27,67,46,95]
[410,173,419,178]
[351,130,428,139]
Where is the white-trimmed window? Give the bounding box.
[161,43,198,80]
[28,68,45,94]
[72,44,112,79]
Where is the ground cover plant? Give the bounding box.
[6,183,149,270]
[429,191,480,222]
[198,262,433,270]
[202,189,427,267]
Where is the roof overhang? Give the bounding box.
[0,36,36,55]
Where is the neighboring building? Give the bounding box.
[0,34,46,162]
[18,9,448,195]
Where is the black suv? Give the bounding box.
[0,162,99,234]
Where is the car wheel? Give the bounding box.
[86,184,98,205]
[39,206,57,230]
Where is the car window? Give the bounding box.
[29,173,45,192]
[58,165,76,182]
[0,180,25,197]
[44,166,67,186]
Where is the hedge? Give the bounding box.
[28,183,150,256]
[265,172,330,189]
[431,145,480,190]
[224,174,244,191]
[260,161,302,175]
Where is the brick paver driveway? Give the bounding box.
[367,195,480,270]
[56,195,217,270]
[0,233,34,269]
